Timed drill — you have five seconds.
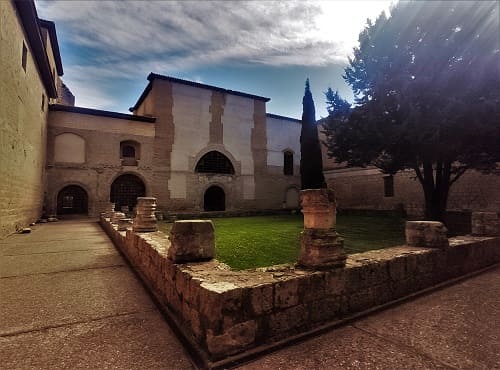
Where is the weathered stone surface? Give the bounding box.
[100,216,500,362]
[110,212,126,224]
[301,188,336,229]
[168,220,215,263]
[299,228,346,269]
[206,320,257,358]
[133,197,158,232]
[274,279,299,309]
[405,221,449,248]
[249,284,274,315]
[472,212,500,236]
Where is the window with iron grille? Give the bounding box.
[121,145,135,158]
[283,151,293,176]
[195,151,234,174]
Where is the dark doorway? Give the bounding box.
[57,185,88,215]
[204,186,225,211]
[110,174,146,212]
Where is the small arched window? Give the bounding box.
[195,151,234,174]
[283,151,294,176]
[120,140,140,166]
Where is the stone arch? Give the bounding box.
[284,186,300,209]
[54,132,85,163]
[110,173,146,212]
[57,184,88,215]
[204,185,226,211]
[191,145,240,175]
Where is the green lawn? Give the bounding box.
[159,214,405,270]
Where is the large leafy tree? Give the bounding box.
[323,0,500,221]
[300,79,326,189]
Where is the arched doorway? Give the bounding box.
[57,185,88,215]
[110,174,146,212]
[204,186,225,211]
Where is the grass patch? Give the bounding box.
[159,214,405,270]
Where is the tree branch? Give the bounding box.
[449,166,468,186]
[412,165,424,185]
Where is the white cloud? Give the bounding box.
[37,0,393,70]
[36,0,393,110]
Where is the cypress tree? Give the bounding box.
[300,79,327,190]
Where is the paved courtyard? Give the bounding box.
[1,220,499,369]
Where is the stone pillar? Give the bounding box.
[168,220,215,263]
[111,211,126,224]
[299,189,346,269]
[132,197,158,232]
[471,212,500,236]
[405,221,449,248]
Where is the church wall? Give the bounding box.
[164,83,258,212]
[260,115,302,209]
[0,2,48,237]
[39,26,58,103]
[46,110,155,217]
[326,167,500,217]
[147,79,175,211]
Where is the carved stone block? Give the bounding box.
[299,228,346,269]
[301,188,336,229]
[168,220,215,263]
[405,221,449,248]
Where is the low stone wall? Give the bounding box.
[101,217,500,364]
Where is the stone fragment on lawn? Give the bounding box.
[168,220,215,263]
[405,221,449,248]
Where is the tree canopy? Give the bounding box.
[300,79,326,190]
[322,0,500,220]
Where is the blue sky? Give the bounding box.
[37,0,394,119]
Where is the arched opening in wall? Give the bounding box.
[110,174,146,212]
[204,186,225,211]
[285,187,299,209]
[57,185,88,215]
[120,140,140,166]
[195,151,234,174]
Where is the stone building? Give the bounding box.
[1,0,497,238]
[1,0,301,237]
[46,75,302,218]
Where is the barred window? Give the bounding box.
[283,151,294,176]
[122,145,135,158]
[195,151,234,174]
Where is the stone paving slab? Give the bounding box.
[0,238,114,256]
[237,324,450,370]
[0,311,193,370]
[0,221,105,243]
[0,248,124,277]
[0,220,194,369]
[0,266,155,335]
[353,267,500,370]
[236,266,500,370]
